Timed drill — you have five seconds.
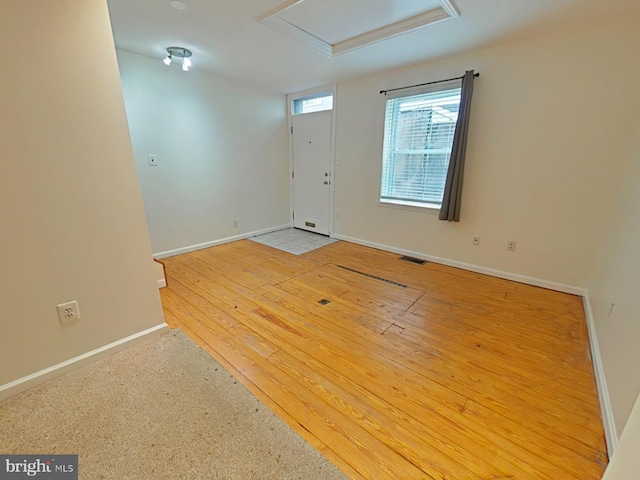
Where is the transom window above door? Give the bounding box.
[293,94,334,115]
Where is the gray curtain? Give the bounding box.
[439,70,476,222]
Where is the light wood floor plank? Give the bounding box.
[160,293,366,480]
[160,238,608,479]
[166,263,532,479]
[162,288,431,479]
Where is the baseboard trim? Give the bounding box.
[582,294,618,457]
[332,234,584,295]
[0,323,168,402]
[153,224,291,259]
[154,258,167,288]
[332,232,617,456]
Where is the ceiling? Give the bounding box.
[107,0,614,94]
[273,0,446,45]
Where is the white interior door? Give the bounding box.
[292,110,332,235]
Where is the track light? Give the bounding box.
[162,47,192,72]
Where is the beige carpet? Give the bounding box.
[0,330,347,479]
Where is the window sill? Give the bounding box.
[378,199,441,213]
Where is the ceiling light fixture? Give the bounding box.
[163,47,192,71]
[170,1,189,10]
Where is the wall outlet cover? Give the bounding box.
[57,300,81,324]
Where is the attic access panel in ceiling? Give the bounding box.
[257,0,460,57]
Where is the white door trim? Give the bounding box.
[287,84,337,236]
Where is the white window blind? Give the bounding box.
[380,87,461,207]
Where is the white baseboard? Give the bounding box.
[582,294,618,457]
[332,233,584,295]
[332,233,617,456]
[153,224,291,259]
[157,279,167,288]
[0,323,168,402]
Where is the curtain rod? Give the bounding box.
[380,72,480,95]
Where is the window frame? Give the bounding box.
[291,92,334,116]
[378,80,462,211]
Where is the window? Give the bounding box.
[380,87,461,208]
[293,94,333,115]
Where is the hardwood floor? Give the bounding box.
[160,238,608,479]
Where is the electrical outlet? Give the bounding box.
[57,301,81,324]
[507,241,517,252]
[472,236,480,246]
[233,219,238,228]
[147,154,158,166]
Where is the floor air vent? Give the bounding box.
[399,256,426,265]
[337,265,408,288]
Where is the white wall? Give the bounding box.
[116,50,290,255]
[333,11,640,289]
[587,119,640,435]
[0,1,165,386]
[603,393,640,479]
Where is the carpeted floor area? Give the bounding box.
[0,330,347,479]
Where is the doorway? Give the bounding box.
[289,89,335,236]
